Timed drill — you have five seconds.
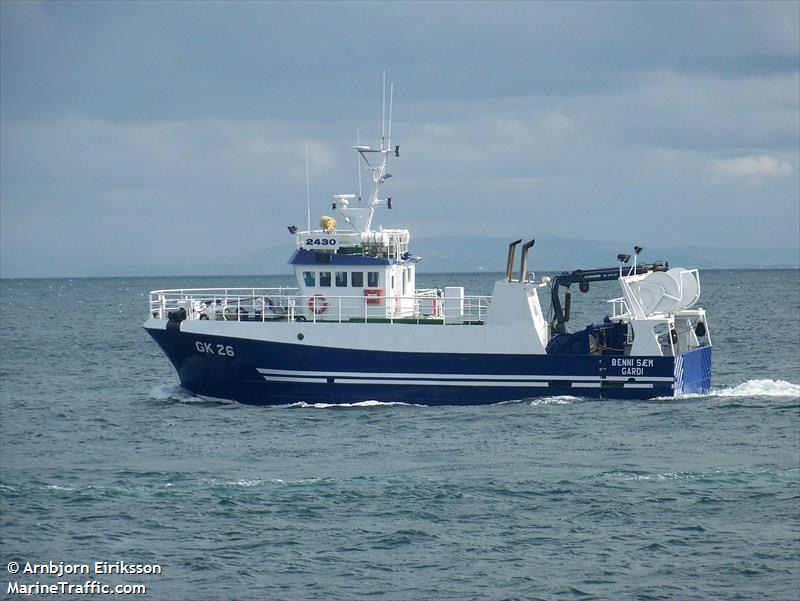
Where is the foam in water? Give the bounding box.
[596,466,788,483]
[287,400,418,409]
[148,384,230,404]
[149,384,190,401]
[150,380,798,407]
[529,396,580,406]
[656,379,800,401]
[203,477,325,488]
[711,379,799,398]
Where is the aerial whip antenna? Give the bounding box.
[381,70,386,151]
[305,144,311,232]
[357,129,363,203]
[387,82,394,148]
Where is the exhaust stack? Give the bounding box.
[519,239,535,283]
[506,239,522,281]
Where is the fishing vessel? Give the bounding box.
[144,95,712,405]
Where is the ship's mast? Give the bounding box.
[333,76,398,234]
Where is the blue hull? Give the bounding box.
[145,327,712,405]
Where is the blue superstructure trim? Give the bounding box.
[289,248,394,266]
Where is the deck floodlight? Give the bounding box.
[287,225,298,234]
[617,253,631,263]
[634,245,643,255]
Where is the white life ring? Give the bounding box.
[308,294,329,315]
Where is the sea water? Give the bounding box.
[1,270,798,600]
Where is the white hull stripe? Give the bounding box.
[256,368,672,387]
[259,376,663,389]
[262,375,550,387]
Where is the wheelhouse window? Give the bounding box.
[367,272,379,287]
[351,272,364,287]
[320,271,331,287]
[335,271,348,287]
[303,271,316,287]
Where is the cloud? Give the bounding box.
[708,154,793,184]
[3,2,798,123]
[0,116,345,277]
[1,1,798,276]
[0,116,339,200]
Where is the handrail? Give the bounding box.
[148,287,491,325]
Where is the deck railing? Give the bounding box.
[149,288,491,325]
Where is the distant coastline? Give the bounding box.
[1,266,798,281]
[2,234,797,279]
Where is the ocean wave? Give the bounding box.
[147,384,232,404]
[148,383,197,401]
[529,396,581,406]
[710,379,799,399]
[41,477,333,496]
[202,477,330,488]
[46,484,77,491]
[658,379,800,401]
[594,469,727,483]
[285,400,420,409]
[593,466,797,483]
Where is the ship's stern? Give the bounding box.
[673,345,712,396]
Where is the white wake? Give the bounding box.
[710,379,799,398]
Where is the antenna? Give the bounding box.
[356,130,363,203]
[341,73,398,233]
[381,71,386,150]
[387,82,394,147]
[305,144,311,232]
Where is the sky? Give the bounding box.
[1,0,798,277]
